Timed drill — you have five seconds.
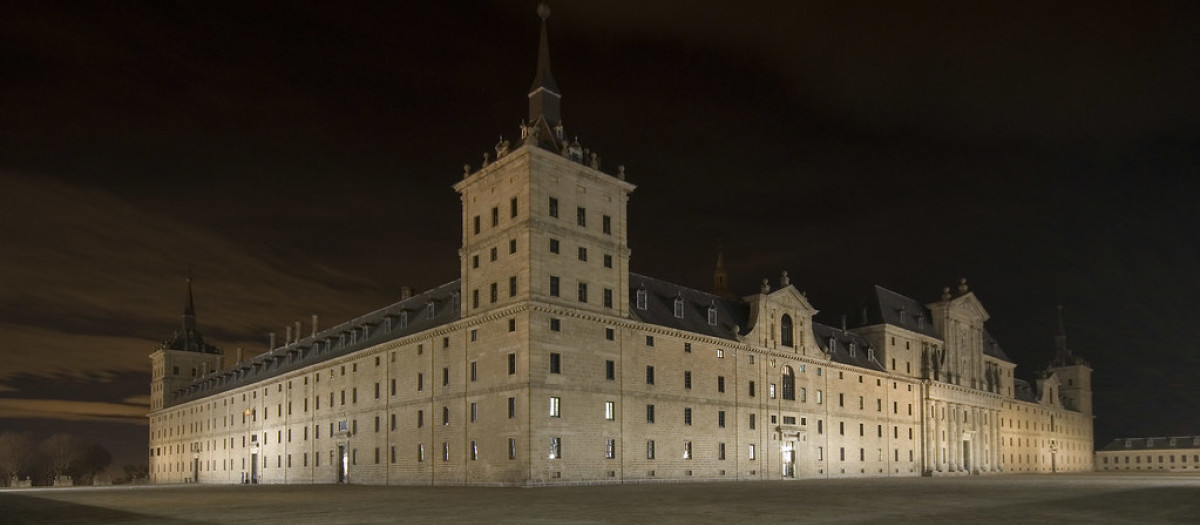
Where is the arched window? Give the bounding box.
[780,314,794,347]
[781,366,795,400]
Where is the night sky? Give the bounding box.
[2,1,1198,472]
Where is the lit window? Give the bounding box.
[549,437,561,459]
[605,439,615,459]
[604,401,615,420]
[683,441,692,460]
[549,397,560,418]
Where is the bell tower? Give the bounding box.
[1048,305,1092,415]
[149,275,222,411]
[454,3,635,320]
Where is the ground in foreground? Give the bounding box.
[1,473,1198,524]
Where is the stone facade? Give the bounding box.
[1096,437,1200,472]
[147,4,1094,486]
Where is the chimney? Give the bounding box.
[311,315,319,337]
[269,332,276,350]
[841,314,848,332]
[401,286,414,300]
[236,347,244,364]
[284,325,292,345]
[295,321,302,342]
[201,362,207,376]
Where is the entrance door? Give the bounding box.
[962,441,971,472]
[337,445,349,483]
[781,441,796,479]
[250,453,259,484]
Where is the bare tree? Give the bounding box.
[0,432,37,486]
[39,433,81,481]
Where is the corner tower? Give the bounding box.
[454,3,635,320]
[149,276,222,411]
[1048,305,1092,416]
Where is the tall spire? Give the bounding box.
[183,271,197,333]
[527,2,562,146]
[712,243,735,299]
[1053,304,1069,361]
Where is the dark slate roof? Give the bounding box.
[628,273,748,340]
[160,327,219,354]
[860,285,940,338]
[982,330,1013,362]
[814,323,886,372]
[167,280,462,407]
[1013,378,1037,402]
[1100,436,1200,451]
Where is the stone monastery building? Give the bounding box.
[148,5,1094,485]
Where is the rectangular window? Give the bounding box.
[511,197,518,218]
[442,406,449,425]
[719,443,726,460]
[473,215,480,234]
[605,359,615,379]
[549,276,560,297]
[472,289,479,308]
[418,445,424,462]
[417,410,424,428]
[602,215,612,234]
[549,397,561,418]
[647,440,656,459]
[683,441,692,460]
[577,207,586,227]
[646,404,655,423]
[490,282,498,302]
[684,407,692,425]
[718,410,726,428]
[646,335,654,347]
[508,397,515,419]
[646,366,655,384]
[816,390,823,404]
[578,282,588,303]
[578,246,588,261]
[442,367,449,386]
[509,438,517,460]
[549,197,558,218]
[508,353,516,375]
[770,383,776,399]
[470,361,477,382]
[801,387,807,402]
[509,238,516,254]
[442,442,449,462]
[603,254,613,268]
[491,207,498,227]
[605,439,616,459]
[684,371,692,389]
[549,238,559,253]
[718,376,725,393]
[471,402,478,423]
[472,255,479,269]
[471,440,478,461]
[603,288,613,308]
[749,444,756,460]
[550,352,561,373]
[605,401,615,420]
[549,437,561,459]
[550,318,561,331]
[509,276,517,297]
[749,381,756,397]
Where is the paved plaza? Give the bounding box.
[2,473,1198,524]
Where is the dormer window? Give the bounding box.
[636,287,647,310]
[452,292,460,310]
[827,336,836,353]
[399,311,409,329]
[426,301,436,319]
[707,304,717,326]
[898,307,906,323]
[780,314,794,347]
[917,315,924,329]
[673,295,684,318]
[867,348,875,361]
[849,342,856,358]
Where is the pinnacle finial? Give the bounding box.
[537,2,550,20]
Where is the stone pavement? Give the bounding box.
[1,473,1198,524]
